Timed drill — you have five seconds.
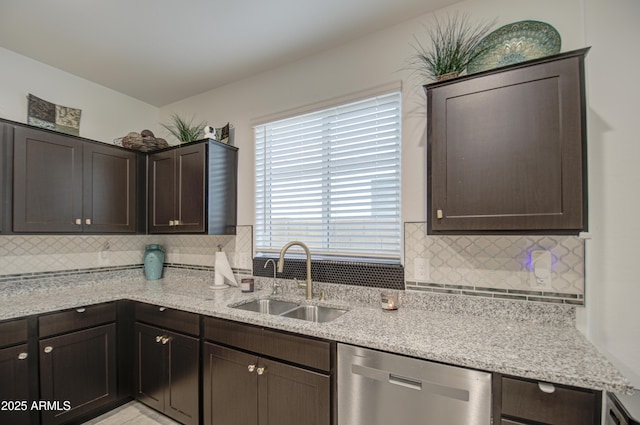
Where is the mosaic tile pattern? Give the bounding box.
[0,226,254,277]
[404,222,585,305]
[0,223,586,306]
[253,256,405,290]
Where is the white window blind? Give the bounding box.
[255,91,401,259]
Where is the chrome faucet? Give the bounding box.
[263,258,281,295]
[277,241,313,300]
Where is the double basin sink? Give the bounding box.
[232,298,347,323]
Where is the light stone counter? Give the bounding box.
[0,268,632,394]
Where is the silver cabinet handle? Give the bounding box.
[538,382,556,393]
[169,220,175,226]
[161,337,171,345]
[85,218,91,225]
[436,209,444,219]
[75,218,82,225]
[158,307,166,312]
[256,367,266,376]
[247,364,256,373]
[76,308,86,313]
[43,346,53,354]
[174,219,181,226]
[18,352,28,360]
[156,335,163,343]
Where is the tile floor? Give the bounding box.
[81,401,179,425]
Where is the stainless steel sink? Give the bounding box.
[232,299,299,315]
[281,305,348,323]
[231,299,348,323]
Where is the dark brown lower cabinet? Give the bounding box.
[39,323,117,425]
[203,342,330,425]
[135,323,199,425]
[0,343,31,425]
[495,374,601,425]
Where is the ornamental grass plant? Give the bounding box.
[410,13,496,81]
[161,113,205,143]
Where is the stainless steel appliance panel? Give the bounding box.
[607,390,640,425]
[338,344,492,425]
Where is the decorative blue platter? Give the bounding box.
[467,20,561,74]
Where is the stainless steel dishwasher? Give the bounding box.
[338,344,492,425]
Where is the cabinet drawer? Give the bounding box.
[39,302,116,338]
[502,377,597,425]
[135,302,200,336]
[203,317,331,372]
[262,327,331,371]
[0,318,28,348]
[203,316,263,354]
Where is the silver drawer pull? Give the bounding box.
[75,218,82,225]
[169,220,175,226]
[248,364,256,373]
[158,307,166,312]
[538,382,556,393]
[18,352,28,360]
[85,218,92,225]
[256,367,266,376]
[161,337,171,345]
[156,335,163,343]
[43,346,53,354]
[76,308,86,313]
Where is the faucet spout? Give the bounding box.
[277,241,313,300]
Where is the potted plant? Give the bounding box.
[161,113,205,144]
[409,13,496,81]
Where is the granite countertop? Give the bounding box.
[0,269,632,394]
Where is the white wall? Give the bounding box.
[0,47,159,144]
[578,0,640,388]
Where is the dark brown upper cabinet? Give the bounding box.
[12,125,138,233]
[426,48,589,234]
[0,124,8,234]
[148,139,238,235]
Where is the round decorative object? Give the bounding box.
[467,20,561,74]
[121,131,143,150]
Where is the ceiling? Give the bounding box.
[0,0,460,106]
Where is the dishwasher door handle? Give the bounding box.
[351,363,470,402]
[389,374,422,391]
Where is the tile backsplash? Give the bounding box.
[0,226,254,276]
[404,222,585,305]
[0,223,586,306]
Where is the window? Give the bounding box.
[254,90,401,259]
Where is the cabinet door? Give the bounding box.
[13,126,83,232]
[165,330,199,425]
[83,143,137,233]
[39,323,117,425]
[175,143,206,233]
[0,344,30,425]
[148,150,176,233]
[207,141,238,235]
[135,323,166,413]
[203,343,258,425]
[428,54,585,233]
[0,124,6,234]
[258,357,330,425]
